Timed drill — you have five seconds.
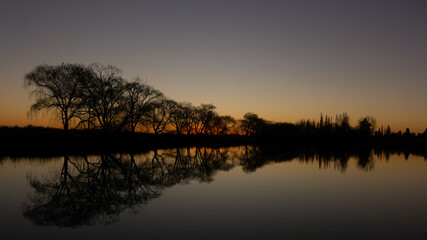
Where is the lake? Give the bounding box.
[1,146,426,239]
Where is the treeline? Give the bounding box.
[239,113,427,148]
[24,63,427,139]
[25,63,238,134]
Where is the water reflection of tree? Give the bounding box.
[356,149,375,171]
[24,147,235,227]
[238,146,376,173]
[239,146,275,173]
[24,154,162,227]
[24,146,419,227]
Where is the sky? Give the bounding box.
[1,0,426,132]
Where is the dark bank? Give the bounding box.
[1,125,426,158]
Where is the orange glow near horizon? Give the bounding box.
[1,1,427,134]
[0,82,426,134]
[1,104,425,134]
[0,79,425,133]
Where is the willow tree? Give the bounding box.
[24,63,92,130]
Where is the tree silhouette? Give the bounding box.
[197,104,218,134]
[181,103,196,135]
[23,62,421,140]
[385,125,392,136]
[212,115,236,135]
[144,97,173,134]
[335,113,351,133]
[240,113,265,136]
[404,128,413,137]
[24,63,92,130]
[358,116,376,137]
[123,78,163,132]
[168,101,189,135]
[82,64,128,130]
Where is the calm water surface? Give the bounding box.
[1,146,426,239]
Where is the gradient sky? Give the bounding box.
[1,0,426,132]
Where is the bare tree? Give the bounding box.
[144,98,173,134]
[123,78,163,132]
[197,104,218,134]
[24,63,92,130]
[169,101,190,135]
[84,64,127,130]
[181,103,196,135]
[212,115,236,135]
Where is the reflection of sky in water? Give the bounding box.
[0,147,427,239]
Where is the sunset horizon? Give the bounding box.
[1,1,427,133]
[1,61,425,134]
[1,1,427,239]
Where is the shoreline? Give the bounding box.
[1,126,426,158]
